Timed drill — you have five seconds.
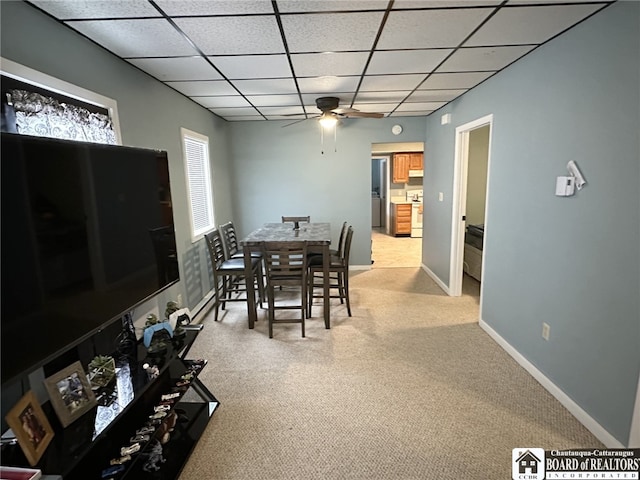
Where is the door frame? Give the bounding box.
[371,155,391,234]
[449,114,493,298]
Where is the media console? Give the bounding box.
[1,321,218,479]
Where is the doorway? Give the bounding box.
[371,142,424,268]
[450,115,492,300]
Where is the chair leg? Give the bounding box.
[213,276,221,322]
[343,271,352,317]
[267,285,275,338]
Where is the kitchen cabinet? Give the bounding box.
[392,154,410,183]
[393,152,423,183]
[409,153,423,170]
[392,203,412,236]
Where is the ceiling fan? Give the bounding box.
[284,96,384,128]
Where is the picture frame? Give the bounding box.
[4,390,55,466]
[44,361,97,428]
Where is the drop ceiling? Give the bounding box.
[26,0,614,122]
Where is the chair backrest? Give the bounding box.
[336,221,348,257]
[204,229,226,269]
[219,221,239,258]
[281,216,310,223]
[342,226,354,266]
[262,241,308,284]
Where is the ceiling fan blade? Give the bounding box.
[341,111,384,119]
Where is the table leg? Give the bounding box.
[322,243,330,329]
[243,245,257,329]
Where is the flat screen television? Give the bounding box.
[1,132,178,385]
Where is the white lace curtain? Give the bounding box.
[9,89,117,144]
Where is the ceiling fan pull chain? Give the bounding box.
[321,123,325,155]
[334,123,337,153]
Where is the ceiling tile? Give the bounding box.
[437,45,535,72]
[351,103,396,113]
[292,52,369,77]
[66,19,198,57]
[465,4,604,46]
[507,0,607,3]
[367,49,453,75]
[389,110,432,117]
[359,74,426,91]
[405,89,467,102]
[297,76,361,94]
[155,0,274,15]
[232,78,298,95]
[355,91,413,102]
[395,101,447,111]
[378,9,494,49]
[211,107,262,117]
[418,71,494,89]
[224,116,266,121]
[29,0,161,19]
[209,55,292,79]
[394,0,502,6]
[165,80,238,96]
[26,0,612,122]
[258,106,307,116]
[245,94,303,107]
[282,12,385,53]
[277,0,387,12]
[191,96,252,108]
[174,16,285,55]
[127,57,222,81]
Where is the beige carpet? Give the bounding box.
[178,233,602,480]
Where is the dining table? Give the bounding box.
[239,222,332,330]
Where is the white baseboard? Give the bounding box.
[421,263,451,295]
[351,264,372,271]
[478,319,625,448]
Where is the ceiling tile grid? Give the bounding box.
[25,0,614,122]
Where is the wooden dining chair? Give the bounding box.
[261,240,308,338]
[220,221,263,260]
[307,226,354,318]
[220,220,265,289]
[205,229,263,322]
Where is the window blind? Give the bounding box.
[182,130,214,240]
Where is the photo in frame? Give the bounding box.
[44,361,97,428]
[4,390,55,466]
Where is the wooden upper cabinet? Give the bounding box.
[409,153,423,170]
[393,152,423,183]
[392,153,410,183]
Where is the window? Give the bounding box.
[1,57,121,144]
[181,128,215,241]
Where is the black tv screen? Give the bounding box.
[1,132,178,385]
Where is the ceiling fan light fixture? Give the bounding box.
[318,112,338,129]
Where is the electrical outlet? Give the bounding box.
[542,322,550,341]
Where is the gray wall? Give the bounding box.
[423,1,639,445]
[1,1,233,314]
[227,117,427,266]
